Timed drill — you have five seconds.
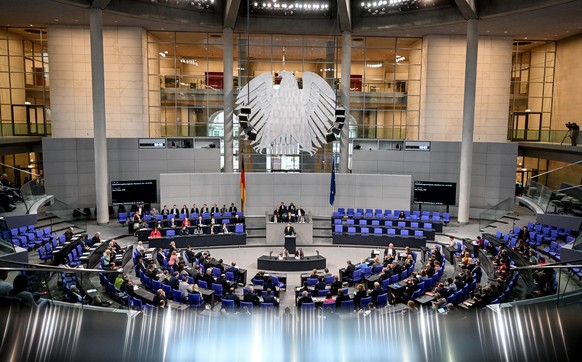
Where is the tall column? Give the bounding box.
[458,18,479,224]
[223,27,234,173]
[90,8,109,224]
[340,31,351,174]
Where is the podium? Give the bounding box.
[284,236,296,254]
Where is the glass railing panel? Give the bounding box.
[478,197,514,231]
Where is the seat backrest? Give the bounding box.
[410,222,419,228]
[384,220,393,227]
[397,221,406,228]
[197,280,208,289]
[239,301,253,311]
[387,228,396,235]
[374,227,383,235]
[235,224,244,233]
[173,289,183,302]
[347,219,355,225]
[335,225,343,233]
[166,229,175,237]
[341,300,354,310]
[306,277,318,286]
[423,222,432,229]
[211,283,223,296]
[361,227,370,234]
[400,229,409,236]
[360,296,372,308]
[359,219,367,225]
[222,299,235,310]
[371,220,380,226]
[352,269,362,281]
[414,230,423,237]
[347,226,356,233]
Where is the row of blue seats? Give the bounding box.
[333,225,426,237]
[334,218,435,229]
[10,226,57,251]
[334,208,450,222]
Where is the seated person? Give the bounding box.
[220,223,230,234]
[222,287,240,306]
[353,284,368,307]
[149,227,162,238]
[243,286,260,305]
[296,290,313,309]
[262,288,279,306]
[152,289,168,308]
[182,218,191,227]
[179,226,189,236]
[193,225,203,235]
[278,248,289,259]
[335,288,351,308]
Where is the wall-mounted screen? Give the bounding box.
[413,181,456,205]
[111,180,157,205]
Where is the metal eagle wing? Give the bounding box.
[301,71,337,154]
[235,73,274,144]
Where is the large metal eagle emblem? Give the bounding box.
[236,71,337,155]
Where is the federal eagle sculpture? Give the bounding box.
[236,71,337,155]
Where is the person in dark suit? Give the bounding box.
[210,204,219,214]
[295,206,306,223]
[335,289,350,308]
[229,203,237,212]
[344,260,355,280]
[284,223,295,236]
[200,204,210,214]
[330,275,343,295]
[190,204,199,216]
[161,205,170,216]
[262,288,278,306]
[353,284,368,308]
[201,269,215,288]
[313,277,327,296]
[243,287,260,305]
[223,287,240,304]
[180,204,189,217]
[369,282,384,304]
[170,205,179,217]
[296,290,313,309]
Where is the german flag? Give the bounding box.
[240,159,246,213]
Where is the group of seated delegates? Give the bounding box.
[151,202,239,218]
[136,243,243,308]
[99,238,124,270]
[0,271,51,310]
[271,201,307,223]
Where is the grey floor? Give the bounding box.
[70,202,561,310]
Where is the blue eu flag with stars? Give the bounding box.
[330,157,336,206]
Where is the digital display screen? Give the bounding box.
[413,181,457,205]
[111,180,157,205]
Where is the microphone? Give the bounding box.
[269,251,273,257]
[316,250,319,256]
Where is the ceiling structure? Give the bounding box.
[0,0,580,42]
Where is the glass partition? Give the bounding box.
[478,197,514,232]
[522,179,553,213]
[20,178,46,212]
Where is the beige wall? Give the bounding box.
[420,35,512,142]
[553,34,582,130]
[48,26,148,138]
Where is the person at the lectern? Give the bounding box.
[284,222,296,236]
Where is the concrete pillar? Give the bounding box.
[90,8,109,224]
[340,31,351,174]
[458,18,479,224]
[223,28,234,173]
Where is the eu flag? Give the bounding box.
[330,157,336,206]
